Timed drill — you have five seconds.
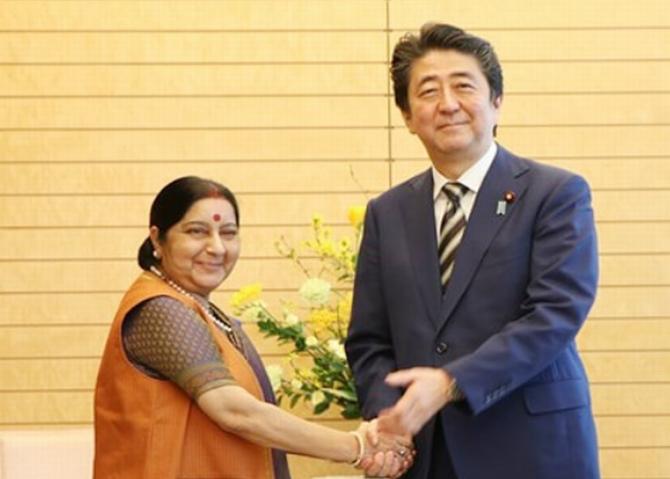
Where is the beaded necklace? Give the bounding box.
[149,265,241,348]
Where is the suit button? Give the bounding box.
[436,342,448,354]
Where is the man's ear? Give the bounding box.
[493,95,503,110]
[402,108,416,135]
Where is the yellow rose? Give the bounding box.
[230,283,263,308]
[337,293,353,320]
[310,308,338,331]
[347,205,366,228]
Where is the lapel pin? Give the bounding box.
[496,191,516,216]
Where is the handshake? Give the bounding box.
[349,367,461,477]
[350,419,415,478]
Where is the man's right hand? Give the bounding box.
[356,419,415,478]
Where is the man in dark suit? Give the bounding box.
[346,23,600,478]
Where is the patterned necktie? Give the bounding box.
[438,182,469,290]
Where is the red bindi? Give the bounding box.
[212,213,221,222]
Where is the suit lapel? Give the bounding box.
[438,146,530,330]
[400,169,442,327]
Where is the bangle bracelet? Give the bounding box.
[349,431,365,467]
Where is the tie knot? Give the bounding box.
[442,182,468,204]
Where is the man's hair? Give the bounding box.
[391,22,503,112]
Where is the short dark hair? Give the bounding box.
[137,176,240,270]
[391,22,503,112]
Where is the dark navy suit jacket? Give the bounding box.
[346,145,600,479]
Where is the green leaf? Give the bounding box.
[289,394,302,408]
[342,403,361,419]
[313,401,330,415]
[321,387,357,402]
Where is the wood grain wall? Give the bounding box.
[1,1,668,477]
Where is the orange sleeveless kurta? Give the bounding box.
[94,272,275,479]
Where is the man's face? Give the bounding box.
[402,49,501,167]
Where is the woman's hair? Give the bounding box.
[137,176,239,270]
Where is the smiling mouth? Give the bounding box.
[438,122,467,129]
[198,262,224,270]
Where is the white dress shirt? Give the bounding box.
[432,143,498,240]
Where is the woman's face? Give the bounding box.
[151,197,240,297]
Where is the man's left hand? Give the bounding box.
[377,367,455,437]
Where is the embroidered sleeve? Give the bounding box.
[122,295,237,398]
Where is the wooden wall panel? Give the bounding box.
[0,392,92,425]
[597,416,670,448]
[595,223,670,254]
[578,318,670,351]
[505,61,670,93]
[592,192,670,222]
[600,449,670,478]
[1,0,668,477]
[0,64,389,96]
[0,161,388,194]
[0,327,108,359]
[592,286,670,318]
[0,359,98,390]
[0,32,386,63]
[0,1,387,30]
[389,0,670,29]
[0,129,389,162]
[583,351,670,383]
[591,384,670,415]
[0,97,387,129]
[600,255,670,286]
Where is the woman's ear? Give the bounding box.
[149,226,162,258]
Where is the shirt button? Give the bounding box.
[436,342,448,354]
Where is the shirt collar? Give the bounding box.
[432,142,498,201]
